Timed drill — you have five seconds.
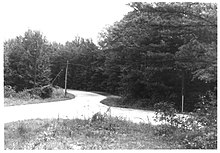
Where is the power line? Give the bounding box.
[51,69,63,85]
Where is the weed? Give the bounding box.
[17,124,28,136]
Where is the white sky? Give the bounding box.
[1,0,214,44]
[0,0,133,44]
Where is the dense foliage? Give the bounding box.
[4,2,216,112]
[98,2,217,111]
[4,30,52,91]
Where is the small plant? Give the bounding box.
[17,124,29,138]
[91,112,105,123]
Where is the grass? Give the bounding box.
[4,93,75,107]
[4,115,178,150]
[91,91,113,96]
[100,96,154,111]
[4,87,75,107]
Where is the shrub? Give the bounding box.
[180,92,217,149]
[4,85,16,98]
[16,89,33,100]
[41,85,53,99]
[90,112,118,132]
[25,85,53,99]
[153,92,217,149]
[26,88,43,98]
[154,101,178,126]
[90,112,105,123]
[51,87,65,98]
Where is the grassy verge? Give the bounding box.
[100,96,154,111]
[4,93,75,107]
[4,116,177,150]
[4,86,75,107]
[91,91,113,96]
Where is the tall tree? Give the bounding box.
[98,2,217,111]
[4,30,52,91]
[50,37,106,91]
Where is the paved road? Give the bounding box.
[4,90,160,124]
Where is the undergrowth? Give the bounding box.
[153,91,217,149]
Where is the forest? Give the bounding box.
[4,2,217,113]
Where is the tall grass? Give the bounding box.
[4,113,174,150]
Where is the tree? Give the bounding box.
[50,37,107,91]
[98,2,217,111]
[4,30,52,91]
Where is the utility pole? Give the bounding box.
[33,58,37,89]
[181,71,185,113]
[64,60,69,97]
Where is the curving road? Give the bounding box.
[4,90,161,125]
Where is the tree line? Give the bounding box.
[4,2,217,112]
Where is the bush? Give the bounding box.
[153,92,217,149]
[26,85,53,99]
[180,92,217,149]
[91,112,105,123]
[90,112,118,132]
[4,85,16,98]
[5,85,66,100]
[51,87,65,98]
[154,101,178,126]
[41,85,53,99]
[16,89,33,100]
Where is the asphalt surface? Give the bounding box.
[4,90,161,124]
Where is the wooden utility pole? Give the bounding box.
[64,60,69,97]
[181,71,185,113]
[33,59,37,89]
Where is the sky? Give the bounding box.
[1,0,214,44]
[0,0,133,45]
